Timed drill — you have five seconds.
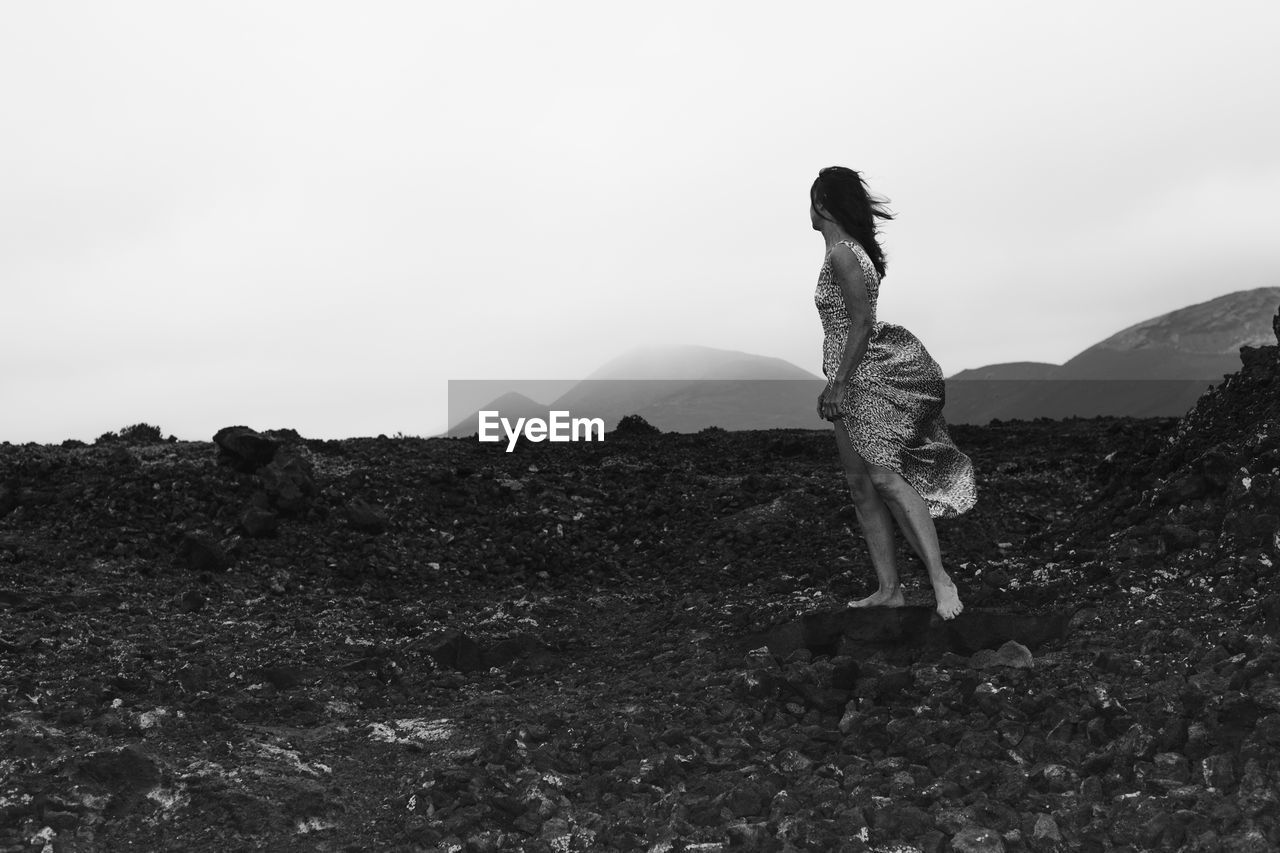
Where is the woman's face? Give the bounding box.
[810,199,825,229]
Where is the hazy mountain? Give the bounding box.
[948,362,1063,381]
[445,346,827,436]
[945,287,1280,424]
[1058,287,1280,379]
[586,344,816,380]
[445,288,1280,435]
[446,391,552,439]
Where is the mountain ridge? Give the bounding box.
[446,286,1280,433]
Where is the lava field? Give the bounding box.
[2,329,1279,852]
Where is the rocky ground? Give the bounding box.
[1,336,1279,852]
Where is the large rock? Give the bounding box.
[238,505,279,538]
[421,630,548,672]
[74,745,161,818]
[177,532,231,573]
[346,497,390,534]
[260,451,316,515]
[212,426,279,472]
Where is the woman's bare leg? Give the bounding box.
[833,424,904,607]
[862,459,964,620]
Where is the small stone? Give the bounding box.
[255,665,304,690]
[838,706,862,735]
[1221,828,1271,853]
[1153,751,1190,783]
[775,748,814,773]
[743,647,780,672]
[1159,524,1199,553]
[725,822,768,851]
[932,807,972,834]
[1032,763,1078,793]
[951,825,1006,853]
[1032,813,1062,842]
[1201,753,1235,789]
[426,629,483,672]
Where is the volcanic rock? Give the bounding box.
[238,505,279,537]
[177,532,231,573]
[257,450,316,516]
[951,825,1005,853]
[969,640,1034,670]
[212,425,279,472]
[346,497,390,534]
[74,745,161,818]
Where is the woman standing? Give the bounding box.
[811,166,977,620]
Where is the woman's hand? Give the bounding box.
[818,381,846,421]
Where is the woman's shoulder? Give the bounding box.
[832,239,878,279]
[828,240,870,270]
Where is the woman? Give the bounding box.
[811,166,977,620]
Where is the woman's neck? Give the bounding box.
[822,224,855,251]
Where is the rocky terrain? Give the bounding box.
[1,316,1279,852]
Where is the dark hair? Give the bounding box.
[810,166,896,279]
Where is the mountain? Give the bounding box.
[944,287,1280,424]
[445,391,552,440]
[445,288,1280,435]
[445,345,827,436]
[1058,287,1280,379]
[948,362,1062,381]
[586,344,816,380]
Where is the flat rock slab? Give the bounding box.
[738,605,1076,661]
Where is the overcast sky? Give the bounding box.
[3,1,1278,442]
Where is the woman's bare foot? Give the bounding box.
[933,576,963,620]
[848,586,905,608]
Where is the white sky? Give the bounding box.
[3,1,1278,442]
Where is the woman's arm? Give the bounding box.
[829,245,874,384]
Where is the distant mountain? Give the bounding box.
[945,287,1280,424]
[1058,287,1280,380]
[445,345,827,436]
[444,288,1280,436]
[586,344,816,380]
[949,362,1063,381]
[446,391,552,440]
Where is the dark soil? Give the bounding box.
[2,342,1279,852]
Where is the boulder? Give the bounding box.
[177,532,231,573]
[346,497,390,534]
[238,506,279,538]
[260,451,316,515]
[212,426,279,472]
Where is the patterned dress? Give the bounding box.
[816,238,978,518]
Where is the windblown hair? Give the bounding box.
[811,166,896,279]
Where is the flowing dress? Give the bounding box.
[815,239,978,518]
